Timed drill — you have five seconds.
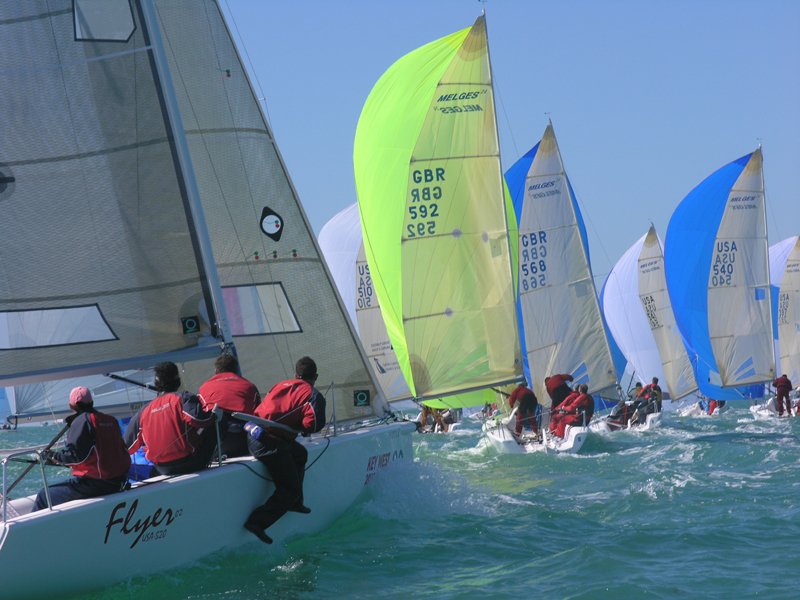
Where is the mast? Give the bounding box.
[139,0,232,349]
[483,14,524,384]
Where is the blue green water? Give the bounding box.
[3,408,797,599]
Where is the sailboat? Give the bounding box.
[664,148,775,419]
[482,122,617,453]
[0,2,412,598]
[598,225,698,427]
[750,236,800,418]
[354,15,525,440]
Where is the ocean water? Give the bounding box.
[2,408,797,599]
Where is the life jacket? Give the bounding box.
[774,376,792,392]
[254,379,325,441]
[71,412,131,480]
[198,372,260,414]
[139,393,209,464]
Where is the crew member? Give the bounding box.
[550,384,593,438]
[545,373,574,409]
[640,377,663,412]
[33,387,130,511]
[198,353,260,457]
[244,356,326,544]
[126,362,218,475]
[773,374,793,417]
[508,383,539,436]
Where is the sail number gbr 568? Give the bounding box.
[406,168,443,238]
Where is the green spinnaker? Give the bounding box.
[354,16,521,399]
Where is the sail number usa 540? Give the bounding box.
[406,168,444,239]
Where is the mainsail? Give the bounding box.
[153,0,386,421]
[770,236,800,384]
[665,149,775,398]
[353,16,522,400]
[637,226,698,400]
[505,122,617,404]
[0,0,226,390]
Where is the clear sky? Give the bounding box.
[221,0,799,282]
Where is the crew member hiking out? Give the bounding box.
[125,362,218,476]
[198,353,260,458]
[34,387,130,511]
[244,356,327,544]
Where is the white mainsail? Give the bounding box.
[637,226,698,400]
[707,150,774,386]
[770,236,800,384]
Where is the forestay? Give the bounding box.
[505,123,617,404]
[770,236,800,384]
[354,16,522,399]
[665,149,774,397]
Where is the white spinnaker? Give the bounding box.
[771,236,800,383]
[638,226,698,399]
[518,124,616,403]
[707,149,775,386]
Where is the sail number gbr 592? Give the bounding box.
[406,168,443,238]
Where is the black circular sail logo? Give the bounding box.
[260,206,284,241]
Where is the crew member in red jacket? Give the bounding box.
[33,387,130,511]
[550,384,594,438]
[244,356,326,544]
[773,374,793,416]
[545,373,574,409]
[508,383,539,436]
[198,353,260,457]
[549,388,580,436]
[126,362,217,475]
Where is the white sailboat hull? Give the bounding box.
[749,396,798,420]
[0,422,413,600]
[481,418,588,454]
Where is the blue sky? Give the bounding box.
[221,0,799,282]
